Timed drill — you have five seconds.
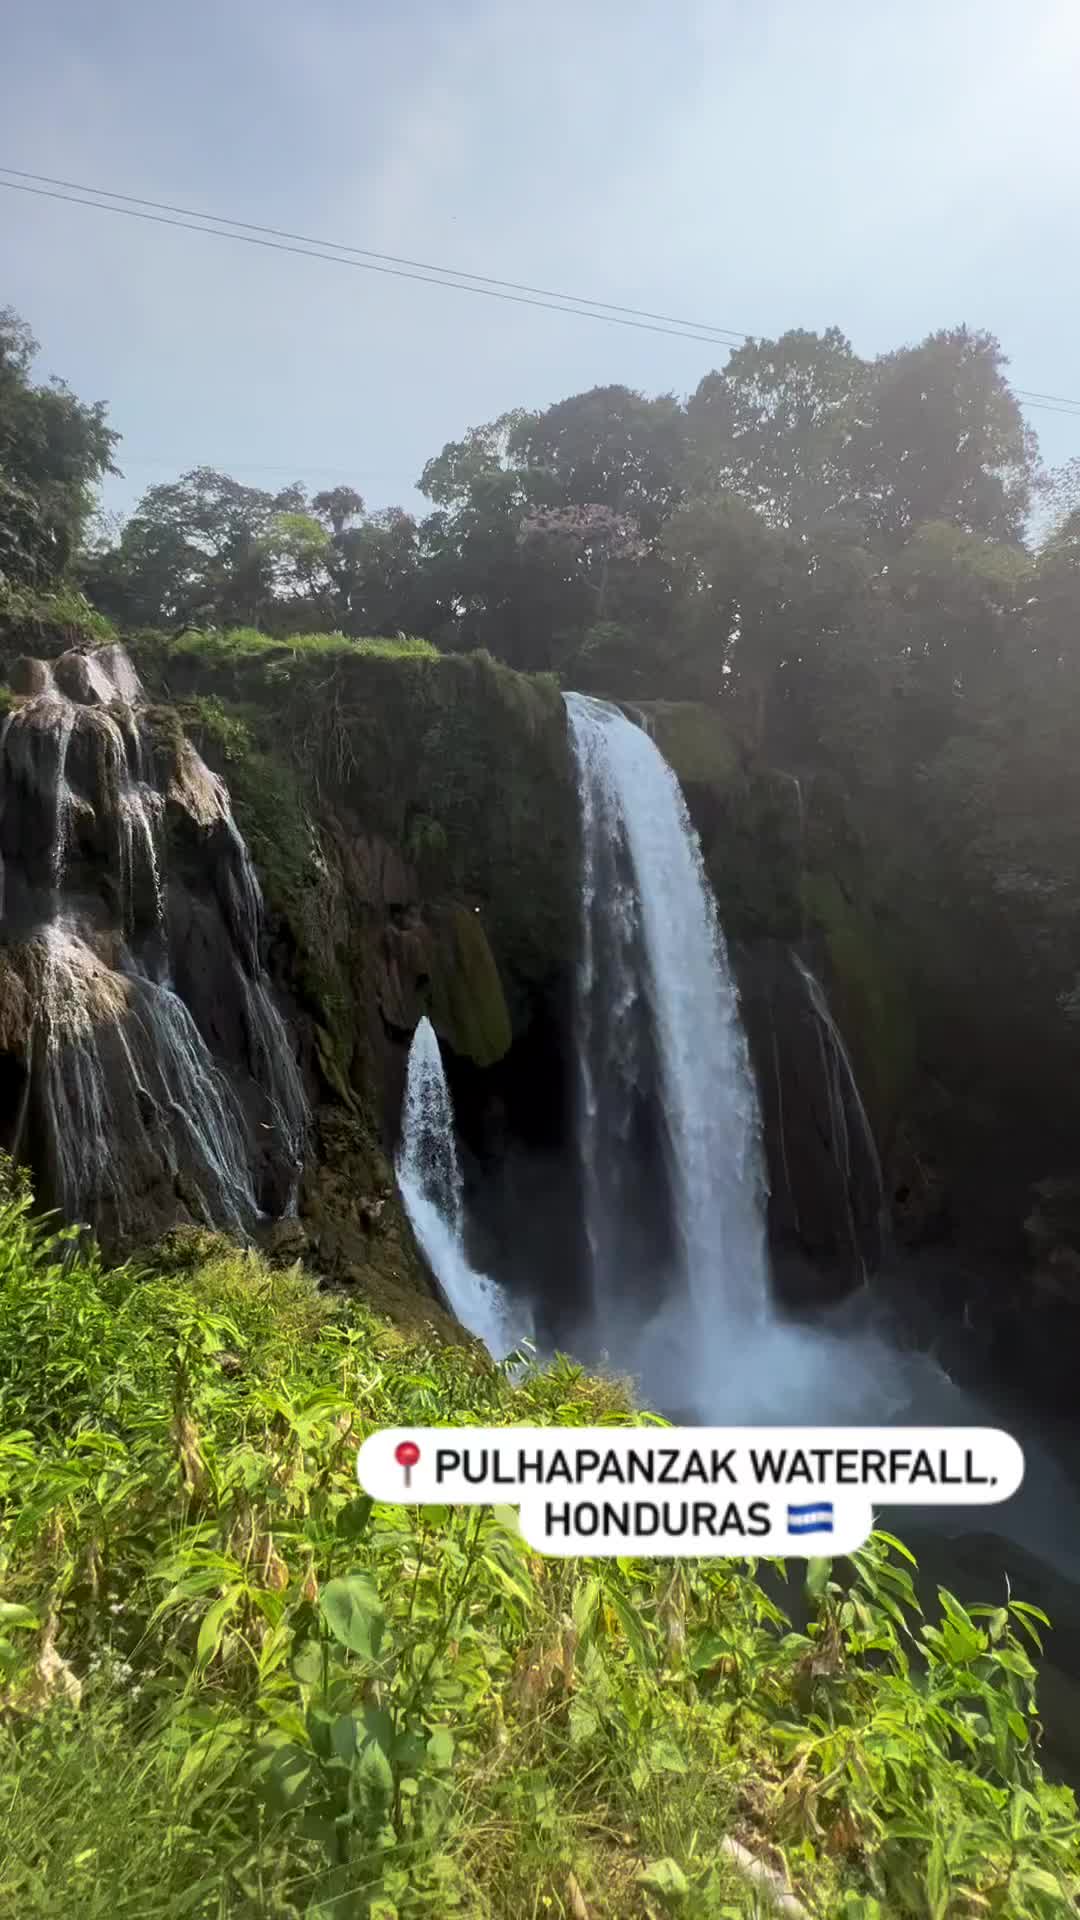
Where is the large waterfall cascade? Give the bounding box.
[565,693,771,1411]
[0,645,309,1238]
[396,1017,531,1362]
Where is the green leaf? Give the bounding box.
[354,1734,394,1797]
[607,1588,653,1670]
[336,1494,374,1540]
[573,1575,601,1641]
[196,1585,242,1667]
[259,1741,317,1813]
[362,1706,395,1752]
[320,1574,385,1660]
[481,1551,533,1608]
[392,1730,428,1770]
[290,1638,323,1688]
[1014,1864,1067,1897]
[331,1712,359,1762]
[647,1734,688,1775]
[426,1726,454,1772]
[306,1705,336,1760]
[569,1698,601,1745]
[635,1857,689,1901]
[925,1834,949,1920]
[0,1602,38,1630]
[872,1531,918,1566]
[805,1557,832,1602]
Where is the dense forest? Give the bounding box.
[8,303,1080,882]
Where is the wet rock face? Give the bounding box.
[0,645,309,1247]
[735,938,885,1304]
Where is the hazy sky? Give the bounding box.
[4,0,1080,524]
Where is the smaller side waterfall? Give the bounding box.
[792,955,885,1279]
[0,644,310,1241]
[396,1018,529,1361]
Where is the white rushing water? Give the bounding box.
[563,694,953,1431]
[793,953,885,1275]
[0,646,309,1235]
[396,1017,530,1361]
[565,694,771,1410]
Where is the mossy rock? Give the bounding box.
[173,647,578,1039]
[802,867,915,1138]
[428,905,513,1068]
[639,700,740,788]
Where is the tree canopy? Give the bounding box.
[0,308,118,588]
[5,299,1076,808]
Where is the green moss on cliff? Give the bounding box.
[642,699,740,786]
[428,905,513,1068]
[803,867,915,1135]
[152,642,576,1038]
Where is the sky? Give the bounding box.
[4,0,1080,526]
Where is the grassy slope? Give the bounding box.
[0,1172,1076,1920]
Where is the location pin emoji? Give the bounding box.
[395,1439,421,1491]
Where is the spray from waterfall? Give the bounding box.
[396,1017,530,1361]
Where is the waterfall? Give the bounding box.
[565,694,770,1412]
[792,954,885,1276]
[396,1017,529,1361]
[0,644,309,1239]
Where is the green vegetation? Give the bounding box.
[428,905,513,1069]
[0,308,117,591]
[801,871,916,1140]
[642,704,740,790]
[165,627,438,665]
[0,580,116,649]
[0,1169,1077,1919]
[171,647,576,1049]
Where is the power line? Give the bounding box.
[1014,386,1080,412]
[0,176,736,350]
[4,164,1080,422]
[0,165,749,346]
[118,456,406,478]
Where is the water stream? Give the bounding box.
[396,1017,530,1361]
[565,692,770,1409]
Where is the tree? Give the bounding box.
[260,510,334,621]
[852,327,1037,546]
[85,467,298,627]
[509,385,686,536]
[516,504,645,623]
[664,491,802,724]
[332,508,428,635]
[0,306,118,586]
[686,329,868,530]
[312,486,365,536]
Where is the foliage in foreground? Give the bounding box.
[0,1173,1076,1919]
